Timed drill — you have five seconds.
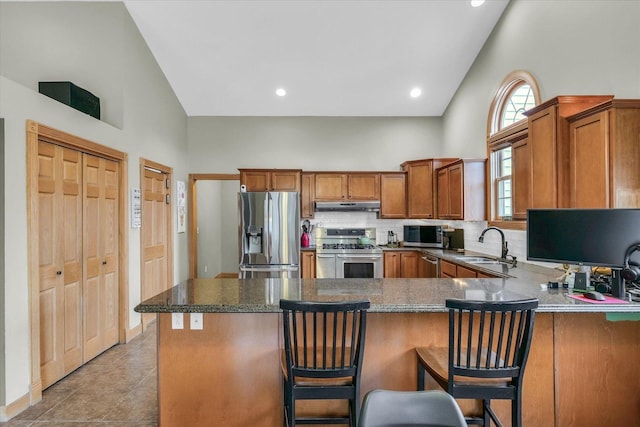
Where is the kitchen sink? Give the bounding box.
[453,255,507,265]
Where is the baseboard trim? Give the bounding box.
[125,323,143,343]
[0,391,30,422]
[215,272,238,278]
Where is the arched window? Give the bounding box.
[487,71,540,227]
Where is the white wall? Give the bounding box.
[187,116,445,173]
[442,0,640,158]
[0,2,189,409]
[440,0,640,262]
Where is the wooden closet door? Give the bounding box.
[141,167,169,329]
[101,159,119,348]
[38,141,83,388]
[83,154,119,361]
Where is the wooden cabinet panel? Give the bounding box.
[348,173,380,199]
[436,159,485,220]
[511,137,530,220]
[527,105,559,208]
[384,252,401,278]
[384,251,419,278]
[456,265,477,278]
[314,173,347,200]
[570,112,609,208]
[568,100,640,208]
[523,96,614,209]
[239,169,301,192]
[400,252,419,278]
[314,172,380,201]
[239,170,270,191]
[402,158,458,219]
[448,163,463,219]
[301,173,314,218]
[271,170,301,191]
[380,173,406,218]
[440,260,456,278]
[439,259,500,279]
[301,251,316,279]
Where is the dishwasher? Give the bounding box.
[419,252,440,278]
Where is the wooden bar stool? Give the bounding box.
[280,299,370,426]
[416,299,538,427]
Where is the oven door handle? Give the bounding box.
[336,254,382,260]
[316,254,336,258]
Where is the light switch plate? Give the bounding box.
[190,313,203,330]
[171,313,184,329]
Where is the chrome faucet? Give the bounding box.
[479,226,516,265]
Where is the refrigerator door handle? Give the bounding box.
[263,194,271,263]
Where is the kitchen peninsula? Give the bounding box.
[135,274,640,427]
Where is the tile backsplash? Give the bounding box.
[309,212,559,270]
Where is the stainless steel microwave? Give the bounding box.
[403,225,443,248]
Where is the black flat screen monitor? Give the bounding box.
[527,209,640,268]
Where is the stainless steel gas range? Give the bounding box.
[315,227,383,279]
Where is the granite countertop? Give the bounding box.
[134,274,640,315]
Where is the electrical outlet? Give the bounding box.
[172,313,184,329]
[190,313,203,330]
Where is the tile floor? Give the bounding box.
[2,322,158,426]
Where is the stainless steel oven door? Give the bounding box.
[316,253,337,278]
[336,253,383,279]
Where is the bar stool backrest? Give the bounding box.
[446,298,538,384]
[280,299,370,381]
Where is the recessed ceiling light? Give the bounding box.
[471,0,485,7]
[410,88,422,98]
[276,88,286,97]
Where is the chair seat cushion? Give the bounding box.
[281,349,354,386]
[416,347,509,387]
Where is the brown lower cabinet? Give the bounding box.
[384,251,419,278]
[301,251,315,278]
[440,259,499,278]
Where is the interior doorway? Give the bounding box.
[188,174,240,278]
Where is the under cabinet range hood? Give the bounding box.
[314,200,381,212]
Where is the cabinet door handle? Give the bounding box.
[102,261,107,265]
[56,271,62,275]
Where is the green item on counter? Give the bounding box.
[606,313,640,322]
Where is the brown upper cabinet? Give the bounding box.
[379,172,407,219]
[436,159,486,220]
[314,172,380,201]
[567,99,640,208]
[522,96,613,209]
[239,169,302,192]
[301,173,315,218]
[401,158,458,219]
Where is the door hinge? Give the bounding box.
[165,178,170,189]
[166,194,170,204]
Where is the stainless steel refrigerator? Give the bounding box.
[238,191,300,279]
